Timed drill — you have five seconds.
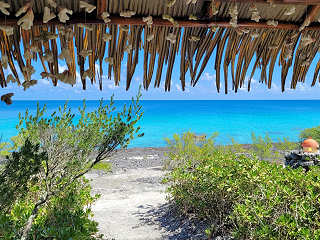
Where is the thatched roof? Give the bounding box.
[1,0,320,101]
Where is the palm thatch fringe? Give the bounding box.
[0,24,320,93]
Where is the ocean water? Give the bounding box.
[0,100,319,148]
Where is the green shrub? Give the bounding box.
[0,177,101,239]
[276,137,299,152]
[300,125,320,143]
[92,161,112,172]
[0,92,143,239]
[165,132,320,240]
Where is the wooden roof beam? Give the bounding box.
[1,15,320,30]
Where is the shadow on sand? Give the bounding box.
[133,202,209,240]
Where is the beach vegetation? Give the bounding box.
[0,92,143,239]
[164,132,320,240]
[92,161,112,172]
[300,125,320,143]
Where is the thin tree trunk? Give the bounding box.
[20,197,47,240]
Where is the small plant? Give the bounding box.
[163,131,218,170]
[251,132,274,160]
[276,137,299,152]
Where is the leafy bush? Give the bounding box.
[300,125,320,143]
[164,132,320,240]
[0,175,101,239]
[0,93,143,239]
[92,161,112,172]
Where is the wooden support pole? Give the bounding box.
[1,15,320,30]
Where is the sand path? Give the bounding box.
[87,166,207,240]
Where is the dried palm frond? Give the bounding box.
[77,23,93,31]
[23,66,35,76]
[43,51,54,63]
[267,20,278,27]
[189,35,200,42]
[186,0,197,4]
[79,49,92,58]
[120,10,135,18]
[58,49,72,64]
[22,80,37,90]
[79,1,96,13]
[235,28,242,35]
[82,69,93,79]
[59,70,75,85]
[284,6,295,16]
[146,33,155,42]
[250,31,260,38]
[120,25,129,32]
[47,0,57,8]
[268,44,278,50]
[301,59,310,67]
[103,33,112,42]
[6,74,16,84]
[229,4,238,28]
[167,0,176,8]
[58,8,73,23]
[1,93,13,105]
[162,14,178,26]
[1,54,8,69]
[105,57,114,65]
[15,3,30,17]
[17,9,34,30]
[249,5,261,22]
[124,44,133,53]
[0,1,10,15]
[143,16,153,26]
[299,18,310,32]
[211,26,218,32]
[0,25,13,36]
[211,5,219,16]
[189,14,198,20]
[301,34,315,47]
[166,33,176,44]
[43,6,56,23]
[101,12,111,23]
[24,50,33,60]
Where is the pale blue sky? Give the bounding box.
[1,44,320,101]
